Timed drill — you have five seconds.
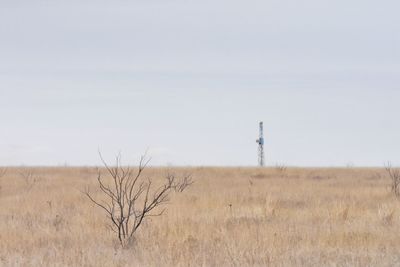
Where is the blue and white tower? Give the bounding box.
[256,122,265,166]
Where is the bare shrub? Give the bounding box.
[19,169,40,192]
[85,153,193,248]
[385,163,400,197]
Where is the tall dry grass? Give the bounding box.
[0,167,399,266]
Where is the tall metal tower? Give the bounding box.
[256,122,265,166]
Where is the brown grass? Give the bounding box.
[0,167,399,266]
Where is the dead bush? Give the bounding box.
[19,169,40,192]
[85,153,193,248]
[385,163,400,197]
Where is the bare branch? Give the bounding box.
[84,152,193,248]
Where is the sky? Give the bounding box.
[0,0,399,166]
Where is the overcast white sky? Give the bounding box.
[0,0,399,166]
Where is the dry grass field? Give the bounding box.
[1,166,400,266]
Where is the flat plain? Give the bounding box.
[0,167,399,266]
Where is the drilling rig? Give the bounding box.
[256,122,265,167]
